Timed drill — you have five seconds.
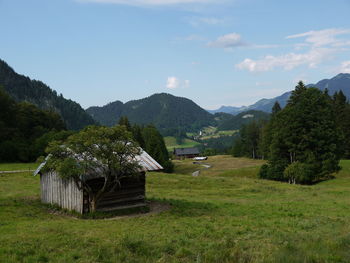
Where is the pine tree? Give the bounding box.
[259,84,342,184]
[272,101,282,115]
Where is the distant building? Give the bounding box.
[173,147,200,159]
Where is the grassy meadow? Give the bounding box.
[1,156,350,262]
[0,163,38,172]
[164,136,201,151]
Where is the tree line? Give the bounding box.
[0,87,72,162]
[0,87,173,172]
[232,81,349,184]
[0,59,97,130]
[118,117,174,173]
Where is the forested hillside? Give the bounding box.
[0,59,96,130]
[87,93,216,135]
[0,87,72,162]
[217,110,270,131]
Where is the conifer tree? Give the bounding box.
[259,83,342,184]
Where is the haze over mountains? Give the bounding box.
[209,73,350,114]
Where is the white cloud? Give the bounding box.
[236,47,334,72]
[339,60,350,73]
[166,77,179,89]
[237,28,350,73]
[286,28,350,47]
[207,33,246,49]
[165,77,189,89]
[77,0,217,6]
[187,16,227,27]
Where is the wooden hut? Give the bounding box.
[173,147,200,159]
[34,149,162,214]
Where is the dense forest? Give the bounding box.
[0,59,97,130]
[117,117,174,172]
[233,82,350,184]
[86,93,216,135]
[0,87,74,162]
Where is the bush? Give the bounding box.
[283,162,313,184]
[258,164,269,179]
[162,160,174,173]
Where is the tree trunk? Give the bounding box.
[90,196,98,212]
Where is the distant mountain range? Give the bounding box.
[0,59,96,130]
[209,73,350,114]
[2,58,348,134]
[86,93,216,134]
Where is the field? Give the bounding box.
[186,127,238,140]
[0,163,38,171]
[1,157,350,262]
[164,136,201,151]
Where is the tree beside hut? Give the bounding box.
[35,126,162,213]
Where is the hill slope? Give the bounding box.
[217,110,270,131]
[0,59,96,130]
[87,93,216,134]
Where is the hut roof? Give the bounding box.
[174,147,200,156]
[33,148,163,176]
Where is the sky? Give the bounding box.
[1,0,350,110]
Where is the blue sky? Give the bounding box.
[1,0,350,109]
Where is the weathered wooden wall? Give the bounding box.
[40,172,146,214]
[85,172,146,213]
[40,172,83,214]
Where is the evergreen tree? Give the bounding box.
[272,101,282,115]
[131,124,146,149]
[142,125,174,173]
[118,116,132,131]
[0,87,66,162]
[259,83,342,184]
[232,120,265,159]
[332,91,350,158]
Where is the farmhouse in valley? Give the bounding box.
[173,147,200,159]
[34,149,162,214]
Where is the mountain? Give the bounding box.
[86,93,216,135]
[309,73,350,96]
[210,73,350,114]
[208,105,243,114]
[216,110,270,131]
[0,59,96,130]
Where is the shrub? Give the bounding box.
[283,162,313,184]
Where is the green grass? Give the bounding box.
[164,136,201,151]
[186,126,237,140]
[0,163,38,171]
[1,157,350,262]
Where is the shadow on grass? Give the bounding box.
[149,198,220,217]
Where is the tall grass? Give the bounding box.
[1,157,350,262]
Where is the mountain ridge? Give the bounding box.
[0,59,97,130]
[86,93,216,135]
[209,73,350,114]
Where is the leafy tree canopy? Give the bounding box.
[44,125,141,212]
